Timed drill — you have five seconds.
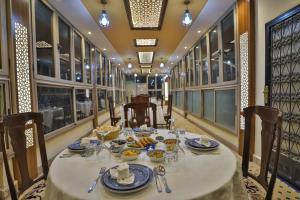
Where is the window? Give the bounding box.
[58,19,71,80]
[35,0,54,77]
[37,86,74,134]
[98,89,106,111]
[185,56,189,85]
[0,83,6,119]
[74,33,83,82]
[222,12,236,82]
[85,41,91,84]
[95,50,101,84]
[201,37,208,85]
[189,51,194,86]
[156,76,163,89]
[194,44,200,86]
[148,76,155,89]
[105,58,110,86]
[209,28,220,84]
[101,54,106,85]
[76,89,92,120]
[203,90,214,121]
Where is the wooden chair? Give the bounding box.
[164,94,173,129]
[108,96,121,126]
[242,106,282,200]
[0,112,49,200]
[131,94,150,104]
[124,102,157,128]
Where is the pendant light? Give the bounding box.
[160,57,164,68]
[182,0,192,27]
[99,0,110,28]
[127,58,132,69]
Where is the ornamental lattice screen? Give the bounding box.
[266,5,300,188]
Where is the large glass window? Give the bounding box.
[156,76,163,89]
[35,0,54,77]
[148,76,155,89]
[95,50,101,84]
[74,33,83,82]
[201,37,208,85]
[37,86,74,134]
[189,51,194,86]
[85,41,91,84]
[185,56,189,85]
[76,89,92,120]
[222,12,236,82]
[215,89,235,131]
[210,28,220,84]
[0,83,6,119]
[203,90,214,121]
[105,58,110,86]
[101,55,106,85]
[58,19,71,80]
[194,44,200,86]
[98,89,106,111]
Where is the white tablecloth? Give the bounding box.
[45,130,237,200]
[76,101,92,116]
[120,105,165,125]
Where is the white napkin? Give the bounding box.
[81,137,98,145]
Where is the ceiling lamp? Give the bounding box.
[128,58,132,69]
[160,57,164,68]
[138,52,154,64]
[99,0,110,28]
[182,0,192,27]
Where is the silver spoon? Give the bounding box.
[88,167,106,193]
[153,168,162,193]
[156,165,172,193]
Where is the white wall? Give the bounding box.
[254,0,300,160]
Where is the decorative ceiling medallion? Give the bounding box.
[138,51,154,64]
[124,0,168,30]
[135,39,158,47]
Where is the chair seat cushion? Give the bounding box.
[243,177,266,200]
[19,180,46,200]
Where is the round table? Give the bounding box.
[44,129,237,200]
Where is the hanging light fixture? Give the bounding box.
[99,0,110,28]
[182,0,192,27]
[159,57,164,68]
[128,58,132,69]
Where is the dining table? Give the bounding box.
[44,129,238,200]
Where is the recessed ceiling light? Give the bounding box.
[103,48,107,51]
[155,73,158,77]
[176,56,179,58]
[118,63,121,66]
[134,73,137,77]
[88,31,92,35]
[128,63,132,69]
[91,48,95,51]
[171,62,174,65]
[197,30,201,33]
[184,46,187,49]
[160,62,164,68]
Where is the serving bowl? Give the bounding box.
[121,148,141,161]
[147,149,165,163]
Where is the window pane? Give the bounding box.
[0,83,6,119]
[194,44,200,86]
[185,56,189,85]
[85,42,91,84]
[210,28,219,84]
[76,89,92,120]
[187,91,193,113]
[98,89,106,111]
[101,55,105,85]
[38,86,74,134]
[222,12,236,82]
[58,19,71,80]
[95,51,100,84]
[203,90,214,121]
[215,89,236,130]
[189,51,194,86]
[35,0,54,77]
[74,33,83,82]
[192,91,201,117]
[201,37,208,85]
[148,76,155,89]
[156,76,163,89]
[106,59,110,86]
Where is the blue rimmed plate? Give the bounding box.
[101,164,153,193]
[185,138,219,150]
[68,142,86,153]
[133,127,156,132]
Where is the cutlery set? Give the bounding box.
[88,167,107,193]
[154,165,171,193]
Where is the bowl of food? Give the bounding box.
[147,149,165,163]
[111,139,127,147]
[121,148,141,161]
[94,125,120,141]
[164,139,178,151]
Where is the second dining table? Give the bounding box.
[44,129,237,200]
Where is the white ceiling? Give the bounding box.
[48,0,235,72]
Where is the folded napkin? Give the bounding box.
[81,137,98,145]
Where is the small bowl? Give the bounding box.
[121,148,141,161]
[147,149,165,163]
[111,139,127,147]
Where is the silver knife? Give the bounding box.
[88,167,106,193]
[153,168,162,193]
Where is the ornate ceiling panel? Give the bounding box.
[124,0,168,30]
[138,51,154,64]
[135,39,158,47]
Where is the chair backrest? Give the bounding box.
[242,106,282,200]
[167,94,173,116]
[124,102,157,128]
[108,96,115,118]
[131,95,150,104]
[0,112,48,200]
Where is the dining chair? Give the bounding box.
[242,106,282,200]
[0,112,49,200]
[108,96,121,126]
[123,102,157,128]
[131,94,150,104]
[164,94,173,129]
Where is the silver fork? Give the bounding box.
[88,167,106,193]
[153,168,162,193]
[156,165,172,193]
